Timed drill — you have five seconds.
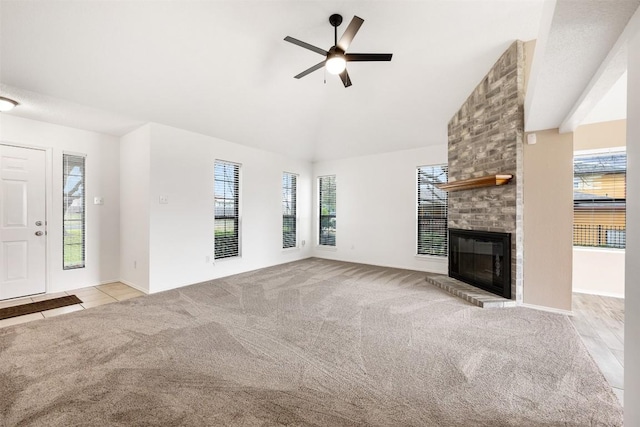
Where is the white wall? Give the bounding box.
[311,145,448,273]
[0,115,120,293]
[119,124,151,292]
[145,123,313,293]
[625,19,640,424]
[573,248,625,298]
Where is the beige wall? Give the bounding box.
[523,129,573,311]
[574,119,627,151]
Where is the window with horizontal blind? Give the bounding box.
[417,165,448,256]
[63,154,86,269]
[573,151,626,249]
[214,160,240,259]
[318,175,336,246]
[282,172,297,249]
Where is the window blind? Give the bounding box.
[417,165,448,256]
[573,151,626,249]
[63,154,86,269]
[214,160,240,259]
[318,175,336,247]
[282,172,297,249]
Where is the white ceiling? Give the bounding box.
[0,0,546,161]
[582,71,627,125]
[525,0,640,132]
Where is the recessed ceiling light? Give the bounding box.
[0,96,19,112]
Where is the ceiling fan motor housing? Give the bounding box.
[329,14,343,27]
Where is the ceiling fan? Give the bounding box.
[284,14,393,88]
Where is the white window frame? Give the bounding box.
[282,172,298,250]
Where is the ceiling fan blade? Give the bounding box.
[345,53,393,62]
[339,69,352,88]
[337,16,364,51]
[294,61,326,79]
[284,36,328,56]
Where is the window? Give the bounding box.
[417,165,448,256]
[282,172,297,249]
[573,151,626,249]
[318,175,336,246]
[63,154,86,269]
[214,160,240,259]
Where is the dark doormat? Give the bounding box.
[0,295,83,321]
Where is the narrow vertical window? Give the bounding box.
[318,175,336,246]
[573,151,626,248]
[417,165,448,256]
[63,154,86,269]
[214,160,240,259]
[282,172,297,249]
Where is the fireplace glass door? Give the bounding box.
[449,229,511,298]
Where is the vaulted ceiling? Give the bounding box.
[0,1,637,161]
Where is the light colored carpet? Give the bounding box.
[0,258,623,426]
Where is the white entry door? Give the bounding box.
[0,145,47,300]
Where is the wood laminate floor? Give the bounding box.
[570,292,624,405]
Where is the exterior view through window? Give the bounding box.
[282,172,297,249]
[573,151,626,249]
[318,175,336,246]
[214,160,240,259]
[417,165,448,256]
[63,154,86,269]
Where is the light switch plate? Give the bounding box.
[159,195,169,204]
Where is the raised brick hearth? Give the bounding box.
[425,274,517,308]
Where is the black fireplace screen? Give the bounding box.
[449,228,511,299]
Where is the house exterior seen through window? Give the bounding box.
[282,172,297,249]
[63,154,86,269]
[214,160,240,259]
[573,151,626,249]
[318,175,336,246]
[417,165,448,256]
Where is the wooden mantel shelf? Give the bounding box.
[437,174,513,191]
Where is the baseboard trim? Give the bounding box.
[118,279,149,295]
[573,289,624,299]
[520,303,573,316]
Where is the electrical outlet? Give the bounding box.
[94,196,104,205]
[134,260,137,269]
[159,195,169,204]
[301,240,306,247]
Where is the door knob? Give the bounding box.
[35,221,43,226]
[35,231,43,236]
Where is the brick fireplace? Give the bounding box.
[446,40,525,303]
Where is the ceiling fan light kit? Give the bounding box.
[326,54,346,75]
[284,14,392,87]
[0,96,19,112]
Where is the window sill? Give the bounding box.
[573,246,625,253]
[213,255,241,264]
[415,254,448,262]
[282,246,299,253]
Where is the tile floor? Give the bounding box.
[0,282,144,329]
[570,292,625,406]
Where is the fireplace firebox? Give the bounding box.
[449,228,511,299]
